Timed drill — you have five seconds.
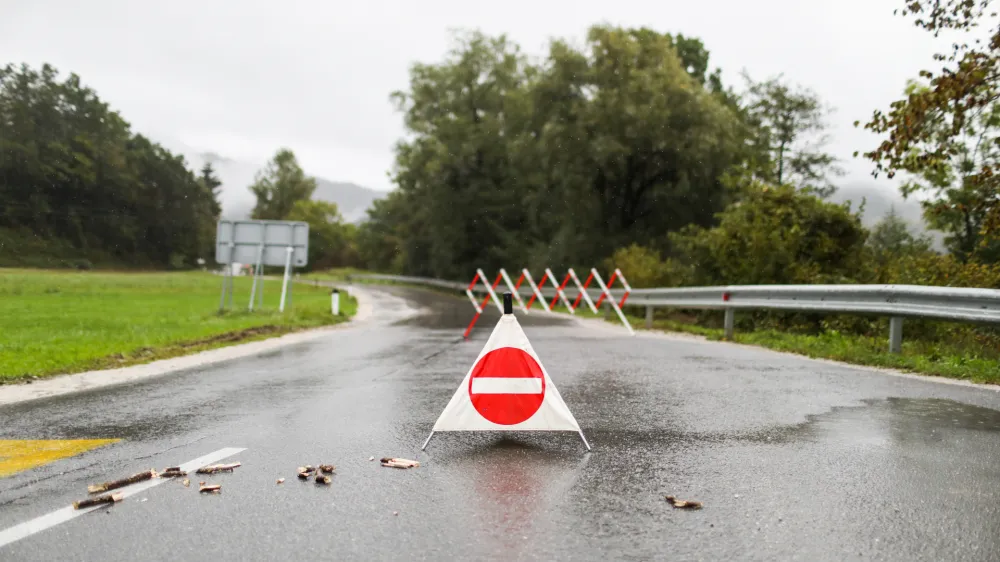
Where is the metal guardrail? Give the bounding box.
[348,274,1000,353]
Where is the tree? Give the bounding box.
[530,25,746,267]
[388,30,536,279]
[670,183,868,285]
[249,149,317,220]
[286,199,356,270]
[0,63,218,268]
[742,73,842,196]
[861,0,1000,242]
[868,206,934,256]
[886,82,1000,262]
[198,163,223,217]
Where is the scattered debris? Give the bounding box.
[182,479,190,487]
[88,469,156,494]
[199,484,222,494]
[74,492,124,510]
[369,456,375,462]
[665,495,703,510]
[140,498,148,503]
[319,464,335,474]
[160,467,187,478]
[196,462,241,474]
[393,511,399,516]
[276,478,285,485]
[380,457,419,469]
[315,474,332,485]
[297,471,311,481]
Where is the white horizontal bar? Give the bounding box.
[471,378,542,394]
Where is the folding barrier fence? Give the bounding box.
[463,268,632,337]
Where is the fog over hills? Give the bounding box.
[189,152,385,223]
[828,182,946,249]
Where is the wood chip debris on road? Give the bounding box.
[276,478,285,484]
[380,457,419,469]
[315,474,331,485]
[199,483,222,494]
[195,462,241,474]
[88,469,156,494]
[318,464,336,474]
[74,492,124,510]
[665,495,703,509]
[159,466,187,478]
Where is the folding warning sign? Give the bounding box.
[423,293,590,451]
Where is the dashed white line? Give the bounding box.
[0,446,246,549]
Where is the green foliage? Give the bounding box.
[605,244,692,288]
[0,63,220,268]
[669,183,868,285]
[861,0,1000,246]
[0,270,357,381]
[741,73,843,196]
[249,149,317,220]
[866,206,936,279]
[370,25,748,280]
[286,199,357,271]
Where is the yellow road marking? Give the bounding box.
[0,439,120,478]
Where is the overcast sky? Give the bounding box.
[2,0,946,195]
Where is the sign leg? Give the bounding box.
[421,431,435,451]
[218,263,230,312]
[578,429,592,451]
[279,246,293,312]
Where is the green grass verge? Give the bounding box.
[0,269,357,382]
[553,303,1000,384]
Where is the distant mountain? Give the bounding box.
[188,152,385,223]
[312,179,384,224]
[828,182,946,249]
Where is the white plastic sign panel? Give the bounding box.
[429,314,584,433]
[215,220,309,267]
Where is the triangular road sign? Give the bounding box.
[422,293,590,451]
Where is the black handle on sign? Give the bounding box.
[503,292,513,315]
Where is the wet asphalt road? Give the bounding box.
[2,285,1000,561]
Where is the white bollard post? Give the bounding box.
[331,288,340,316]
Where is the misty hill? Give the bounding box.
[189,152,385,223]
[312,179,383,223]
[828,182,946,249]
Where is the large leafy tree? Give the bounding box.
[861,0,1000,252]
[528,25,746,267]
[388,31,535,279]
[249,149,317,220]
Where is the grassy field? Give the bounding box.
[0,269,357,382]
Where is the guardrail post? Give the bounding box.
[723,308,735,340]
[889,316,903,354]
[645,306,653,329]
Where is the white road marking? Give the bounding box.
[0,447,245,549]
[471,378,542,394]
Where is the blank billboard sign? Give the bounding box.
[215,220,309,267]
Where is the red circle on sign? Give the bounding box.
[468,347,546,425]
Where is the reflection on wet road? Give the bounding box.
[1,285,999,560]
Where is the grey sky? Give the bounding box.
[2,0,945,199]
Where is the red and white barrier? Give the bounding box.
[464,267,635,337]
[520,269,550,312]
[592,268,634,336]
[463,268,503,339]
